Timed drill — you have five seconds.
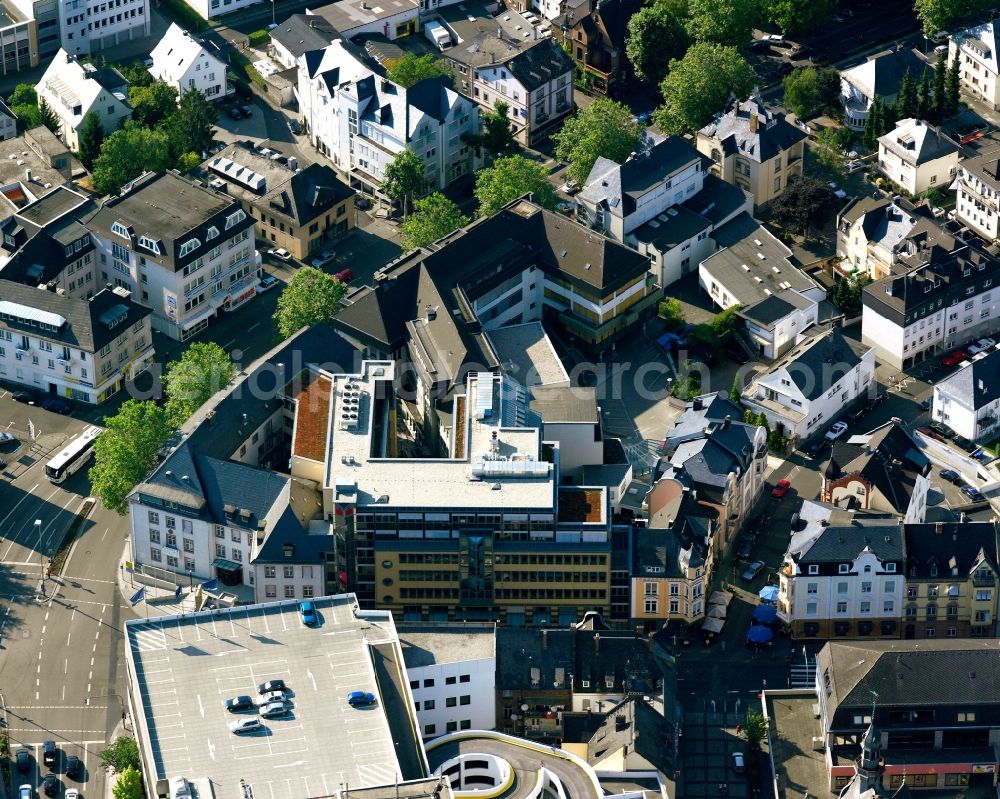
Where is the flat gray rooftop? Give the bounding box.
[397,623,496,669]
[126,595,425,797]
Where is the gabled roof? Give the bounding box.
[904,521,1000,579]
[253,505,325,564]
[632,518,709,578]
[506,39,574,91]
[795,516,903,564]
[699,93,806,164]
[271,13,339,60]
[149,23,225,85]
[770,328,870,402]
[37,50,131,121]
[738,289,815,330]
[840,47,927,101]
[954,18,999,72]
[878,118,959,167]
[934,345,1000,410]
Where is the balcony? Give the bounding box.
[973,574,996,587]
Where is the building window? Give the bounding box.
[284,566,294,578]
[265,584,276,598]
[284,585,295,598]
[836,601,848,614]
[644,598,658,613]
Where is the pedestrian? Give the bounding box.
[720,640,726,652]
[736,723,742,735]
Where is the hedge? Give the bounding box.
[155,0,206,32]
[228,51,267,92]
[248,29,270,47]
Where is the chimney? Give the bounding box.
[723,414,731,430]
[979,378,986,392]
[749,112,758,133]
[935,522,943,535]
[542,629,548,648]
[593,633,600,653]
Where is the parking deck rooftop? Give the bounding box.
[125,595,426,797]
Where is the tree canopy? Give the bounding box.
[625,3,690,85]
[655,44,755,134]
[400,192,469,251]
[474,155,557,217]
[768,174,837,235]
[782,66,841,119]
[915,0,989,36]
[164,342,235,426]
[100,737,141,773]
[742,709,769,750]
[684,0,759,47]
[166,88,217,157]
[386,53,453,88]
[554,98,643,185]
[129,82,179,128]
[89,400,173,515]
[382,149,428,217]
[77,112,105,172]
[273,266,348,339]
[91,123,175,195]
[113,766,144,799]
[463,100,518,160]
[766,0,836,35]
[8,83,36,107]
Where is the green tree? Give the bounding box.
[463,100,518,160]
[8,83,35,107]
[768,174,837,235]
[38,99,60,135]
[113,766,144,799]
[897,68,918,119]
[655,44,755,134]
[831,275,869,317]
[400,192,469,251]
[164,342,235,426]
[882,99,898,132]
[177,151,202,172]
[554,98,642,185]
[89,400,173,514]
[625,3,690,85]
[91,124,174,195]
[730,373,744,404]
[11,104,41,133]
[782,66,841,119]
[386,53,453,88]
[933,50,947,122]
[711,305,743,342]
[659,297,685,330]
[117,60,155,87]
[273,266,348,339]
[918,67,932,119]
[742,709,769,750]
[946,54,961,118]
[474,155,557,216]
[129,82,178,128]
[684,0,759,47]
[100,737,141,773]
[862,96,884,149]
[77,112,105,171]
[814,125,852,172]
[914,0,990,36]
[166,88,217,157]
[766,0,836,35]
[382,148,428,218]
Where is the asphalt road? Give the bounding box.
[0,392,136,799]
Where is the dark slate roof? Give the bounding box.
[271,13,339,59]
[738,293,795,328]
[904,521,1000,578]
[506,39,575,91]
[406,76,453,123]
[796,516,903,564]
[587,697,674,776]
[254,505,326,564]
[632,523,708,578]
[89,64,129,94]
[0,280,151,352]
[591,0,643,49]
[699,93,806,164]
[934,348,1000,411]
[842,47,927,99]
[780,329,869,402]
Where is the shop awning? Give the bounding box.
[702,617,725,633]
[212,558,242,571]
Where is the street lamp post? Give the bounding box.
[34,519,43,595]
[188,567,195,591]
[271,0,276,26]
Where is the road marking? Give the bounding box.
[0,482,41,531]
[197,694,205,718]
[222,339,237,349]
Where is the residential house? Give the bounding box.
[148,23,230,100]
[298,39,478,199]
[839,46,928,129]
[268,13,338,70]
[777,510,905,639]
[56,0,149,57]
[861,221,1000,369]
[553,0,642,97]
[877,118,959,195]
[86,170,261,341]
[737,288,820,360]
[434,4,575,146]
[932,347,1000,441]
[576,135,751,288]
[696,92,806,209]
[819,419,931,523]
[0,279,153,403]
[398,623,497,739]
[954,145,1000,241]
[903,520,1000,639]
[36,50,132,150]
[836,194,929,279]
[949,18,1000,110]
[698,211,825,310]
[203,141,356,260]
[304,0,418,41]
[741,328,875,442]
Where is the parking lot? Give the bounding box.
[126,596,417,798]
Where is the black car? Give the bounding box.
[866,393,886,411]
[225,106,243,120]
[42,741,56,768]
[16,747,30,773]
[289,118,301,134]
[41,397,71,415]
[735,536,754,559]
[258,679,286,694]
[928,422,951,439]
[354,195,372,210]
[939,468,962,484]
[226,695,256,712]
[849,404,867,421]
[10,389,39,404]
[65,755,81,779]
[962,485,985,501]
[240,104,253,117]
[42,773,58,797]
[806,440,827,458]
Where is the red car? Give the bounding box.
[334,267,353,283]
[771,479,791,498]
[942,350,967,366]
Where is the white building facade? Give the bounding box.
[58,0,149,56]
[949,20,1000,110]
[932,348,1000,441]
[954,154,1000,242]
[877,118,959,196]
[148,23,230,99]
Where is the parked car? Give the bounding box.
[867,393,886,411]
[741,560,766,582]
[347,690,377,707]
[66,791,79,799]
[849,404,867,422]
[16,747,29,773]
[846,159,866,174]
[311,249,335,268]
[289,118,301,135]
[633,110,652,125]
[559,180,579,195]
[968,337,997,355]
[169,776,191,798]
[19,785,30,799]
[259,690,286,704]
[556,200,575,213]
[731,751,746,773]
[224,106,243,120]
[334,268,354,283]
[939,468,962,484]
[266,247,292,261]
[917,426,943,441]
[41,397,71,415]
[928,422,951,439]
[258,679,287,694]
[942,349,968,366]
[229,717,263,735]
[806,440,827,458]
[259,701,289,719]
[298,600,317,626]
[258,274,280,293]
[64,755,81,779]
[771,479,791,498]
[225,695,256,712]
[43,741,56,768]
[828,182,848,199]
[354,195,372,210]
[735,536,754,559]
[240,104,253,117]
[824,421,849,441]
[42,774,58,797]
[962,485,985,501]
[11,389,40,404]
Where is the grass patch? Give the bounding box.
[228,51,267,92]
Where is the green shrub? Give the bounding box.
[228,52,267,92]
[157,0,206,31]
[248,29,270,47]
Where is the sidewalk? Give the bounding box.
[115,540,200,619]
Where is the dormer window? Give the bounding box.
[839,564,850,574]
[224,209,246,230]
[206,226,219,241]
[111,221,131,240]
[808,565,818,575]
[137,235,160,255]
[179,238,201,257]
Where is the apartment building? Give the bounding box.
[298,39,478,198]
[836,194,929,279]
[203,141,356,260]
[696,92,806,209]
[0,1,38,77]
[932,348,1000,441]
[820,420,931,524]
[877,118,959,195]
[741,329,875,443]
[56,0,149,55]
[304,0,418,41]
[949,18,1000,110]
[36,50,132,149]
[0,99,16,141]
[433,4,574,146]
[954,147,1000,241]
[737,289,820,360]
[268,14,338,69]
[839,46,927,129]
[552,0,641,97]
[86,170,261,341]
[861,221,1000,369]
[903,520,1000,639]
[575,135,752,288]
[148,23,230,99]
[0,279,153,403]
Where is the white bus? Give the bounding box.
[45,425,103,484]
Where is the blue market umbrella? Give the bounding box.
[752,605,778,624]
[759,585,779,603]
[747,625,774,644]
